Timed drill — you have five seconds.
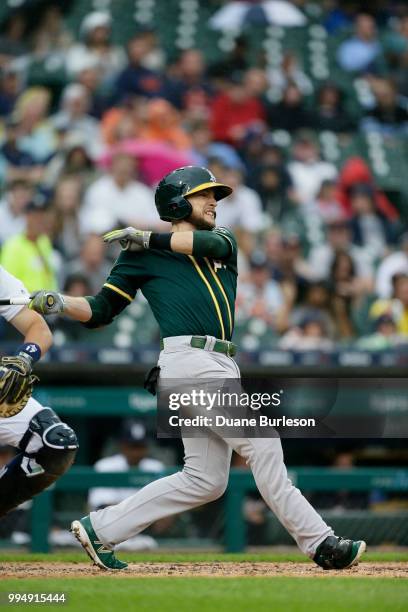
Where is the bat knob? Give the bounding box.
[46,295,55,307]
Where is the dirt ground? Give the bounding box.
[1,562,407,579]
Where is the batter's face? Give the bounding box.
[186,188,217,230]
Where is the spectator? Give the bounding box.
[0,64,23,117]
[114,34,167,102]
[311,82,355,133]
[65,234,111,293]
[72,56,109,120]
[236,252,286,330]
[328,250,371,339]
[337,13,383,73]
[267,52,313,101]
[139,98,191,150]
[324,2,355,34]
[336,156,399,220]
[210,73,266,146]
[101,96,145,146]
[361,78,408,134]
[14,86,56,163]
[52,175,83,260]
[370,273,408,336]
[303,179,344,225]
[279,314,334,351]
[88,420,164,551]
[267,84,314,132]
[375,233,408,299]
[66,11,125,84]
[188,120,244,169]
[208,35,249,81]
[251,232,309,334]
[45,133,96,188]
[171,49,213,116]
[0,193,58,292]
[349,184,396,259]
[307,219,374,284]
[31,4,71,60]
[51,84,102,158]
[256,164,292,221]
[357,313,403,350]
[132,27,166,72]
[79,151,157,235]
[0,117,39,185]
[209,163,264,238]
[291,281,335,336]
[0,11,29,62]
[0,178,33,245]
[384,14,408,68]
[288,135,337,205]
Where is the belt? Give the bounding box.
[160,336,237,357]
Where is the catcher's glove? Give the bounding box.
[0,356,39,418]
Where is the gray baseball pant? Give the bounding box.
[90,336,333,556]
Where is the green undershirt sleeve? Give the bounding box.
[83,287,131,329]
[192,231,231,260]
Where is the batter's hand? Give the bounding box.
[29,291,65,315]
[103,227,152,252]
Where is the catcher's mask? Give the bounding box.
[154,166,232,222]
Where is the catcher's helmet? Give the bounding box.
[154,166,233,222]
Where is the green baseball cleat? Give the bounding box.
[314,536,366,570]
[71,516,128,571]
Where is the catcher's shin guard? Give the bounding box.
[0,408,78,517]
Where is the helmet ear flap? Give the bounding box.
[166,196,192,221]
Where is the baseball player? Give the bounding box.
[29,166,366,571]
[0,265,78,517]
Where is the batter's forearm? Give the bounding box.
[62,296,93,322]
[169,231,193,254]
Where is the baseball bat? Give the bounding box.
[0,296,31,306]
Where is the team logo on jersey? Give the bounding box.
[214,261,226,273]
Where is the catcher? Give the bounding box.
[0,265,78,517]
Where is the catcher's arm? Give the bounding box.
[10,307,53,355]
[0,308,52,416]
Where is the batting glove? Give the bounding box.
[29,291,65,315]
[103,227,152,252]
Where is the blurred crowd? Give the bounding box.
[0,0,407,350]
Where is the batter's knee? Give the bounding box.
[206,476,229,502]
[183,468,229,502]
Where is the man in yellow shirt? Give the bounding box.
[0,194,57,293]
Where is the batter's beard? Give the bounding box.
[188,210,216,230]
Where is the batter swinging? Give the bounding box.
[29,166,366,571]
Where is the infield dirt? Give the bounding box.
[1,561,407,579]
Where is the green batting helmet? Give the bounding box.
[154,166,233,222]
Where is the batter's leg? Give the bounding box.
[88,434,232,547]
[227,436,333,557]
